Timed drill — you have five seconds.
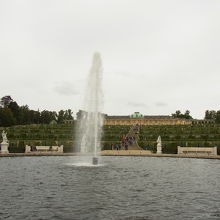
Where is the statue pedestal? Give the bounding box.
[157,146,162,154]
[1,142,9,154]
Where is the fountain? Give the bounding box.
[77,52,104,165]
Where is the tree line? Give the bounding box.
[1,95,220,127]
[171,110,193,119]
[0,96,74,127]
[172,109,220,123]
[204,110,220,123]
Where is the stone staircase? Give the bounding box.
[126,125,142,150]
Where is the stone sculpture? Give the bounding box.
[156,135,162,154]
[1,130,9,154]
[2,130,8,143]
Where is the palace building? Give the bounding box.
[73,110,214,126]
[104,112,192,126]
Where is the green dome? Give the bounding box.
[130,112,143,118]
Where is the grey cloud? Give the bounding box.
[155,102,168,107]
[53,82,79,96]
[127,102,147,107]
[1,0,220,119]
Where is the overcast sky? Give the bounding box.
[0,0,220,119]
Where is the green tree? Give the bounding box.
[57,110,65,123]
[215,111,220,123]
[184,110,192,119]
[8,101,20,123]
[76,110,87,120]
[204,110,216,120]
[0,96,13,107]
[64,109,74,120]
[172,110,181,118]
[40,110,57,124]
[19,105,31,124]
[0,107,16,126]
[33,110,41,124]
[172,110,192,119]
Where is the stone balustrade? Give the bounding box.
[177,146,217,156]
[25,145,63,153]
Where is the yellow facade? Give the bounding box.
[104,118,192,126]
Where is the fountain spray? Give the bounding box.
[78,52,103,165]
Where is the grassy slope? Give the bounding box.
[1,124,220,154]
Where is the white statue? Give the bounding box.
[1,130,9,153]
[2,130,8,143]
[157,136,161,147]
[156,135,162,154]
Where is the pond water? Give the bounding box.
[0,156,220,220]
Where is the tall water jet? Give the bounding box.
[77,52,104,165]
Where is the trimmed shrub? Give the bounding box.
[8,140,25,153]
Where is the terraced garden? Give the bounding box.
[1,124,130,153]
[1,123,220,154]
[139,124,220,153]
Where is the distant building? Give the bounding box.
[104,112,192,126]
[75,110,214,126]
[191,119,214,125]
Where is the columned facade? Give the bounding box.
[104,117,192,126]
[76,111,197,126]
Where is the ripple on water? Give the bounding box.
[65,162,106,167]
[0,156,220,220]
